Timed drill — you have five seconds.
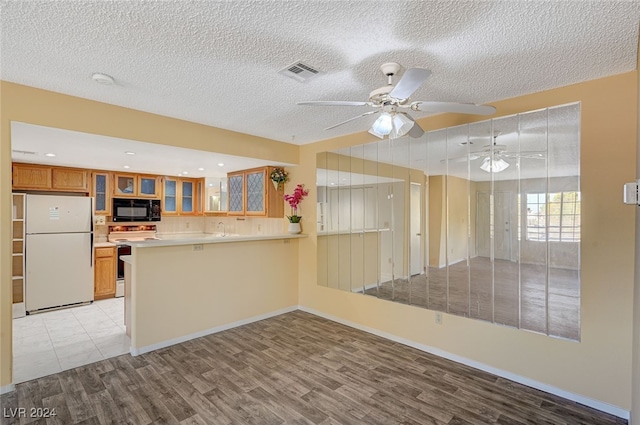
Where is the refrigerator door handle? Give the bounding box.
[90,232,94,266]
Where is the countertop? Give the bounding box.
[127,233,306,248]
[94,242,116,248]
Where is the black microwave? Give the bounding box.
[112,198,161,222]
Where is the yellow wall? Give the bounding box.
[428,175,446,267]
[632,28,640,425]
[0,81,299,388]
[446,175,471,265]
[298,72,638,410]
[131,239,299,350]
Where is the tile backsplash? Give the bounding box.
[99,215,287,240]
[156,216,205,235]
[204,216,285,235]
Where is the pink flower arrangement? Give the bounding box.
[284,184,309,223]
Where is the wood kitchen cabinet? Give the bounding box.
[162,177,200,215]
[94,246,116,300]
[12,163,89,192]
[52,167,89,191]
[12,163,52,190]
[91,172,112,215]
[227,166,284,218]
[114,174,161,198]
[138,175,160,197]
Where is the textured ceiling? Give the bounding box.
[1,0,639,147]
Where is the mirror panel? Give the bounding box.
[426,129,448,312]
[316,103,581,340]
[468,119,493,322]
[518,109,550,334]
[445,124,472,318]
[204,177,228,212]
[546,103,581,340]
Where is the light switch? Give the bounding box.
[94,215,106,226]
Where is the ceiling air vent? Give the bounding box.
[12,149,37,155]
[278,61,322,83]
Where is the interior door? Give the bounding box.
[410,183,422,275]
[493,191,512,260]
[476,191,511,260]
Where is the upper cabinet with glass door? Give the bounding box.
[161,176,200,216]
[226,166,284,218]
[138,176,159,197]
[114,174,160,198]
[91,172,112,215]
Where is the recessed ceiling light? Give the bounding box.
[44,153,56,157]
[92,73,115,85]
[123,165,130,169]
[182,171,188,175]
[218,163,225,167]
[197,167,205,171]
[125,151,136,155]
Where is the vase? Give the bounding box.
[288,222,301,234]
[272,180,279,191]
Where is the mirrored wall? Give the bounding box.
[317,103,581,340]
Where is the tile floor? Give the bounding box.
[12,297,129,384]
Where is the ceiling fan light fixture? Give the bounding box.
[480,157,510,173]
[390,113,415,139]
[370,112,393,136]
[368,127,385,138]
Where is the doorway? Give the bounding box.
[476,191,512,260]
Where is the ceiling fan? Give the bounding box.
[447,134,545,173]
[298,62,496,139]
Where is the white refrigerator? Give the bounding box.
[25,194,94,313]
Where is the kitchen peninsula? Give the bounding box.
[121,233,305,355]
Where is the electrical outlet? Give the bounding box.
[283,239,290,244]
[186,222,190,229]
[435,312,443,325]
[193,244,203,251]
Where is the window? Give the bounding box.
[526,191,581,242]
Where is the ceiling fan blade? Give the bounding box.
[324,110,379,130]
[411,101,496,116]
[389,68,431,100]
[441,156,468,164]
[440,153,483,163]
[298,101,371,106]
[502,151,546,159]
[402,113,425,138]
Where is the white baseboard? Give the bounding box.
[298,306,630,420]
[0,383,15,395]
[130,305,299,356]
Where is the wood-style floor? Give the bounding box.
[364,257,580,341]
[1,311,623,425]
